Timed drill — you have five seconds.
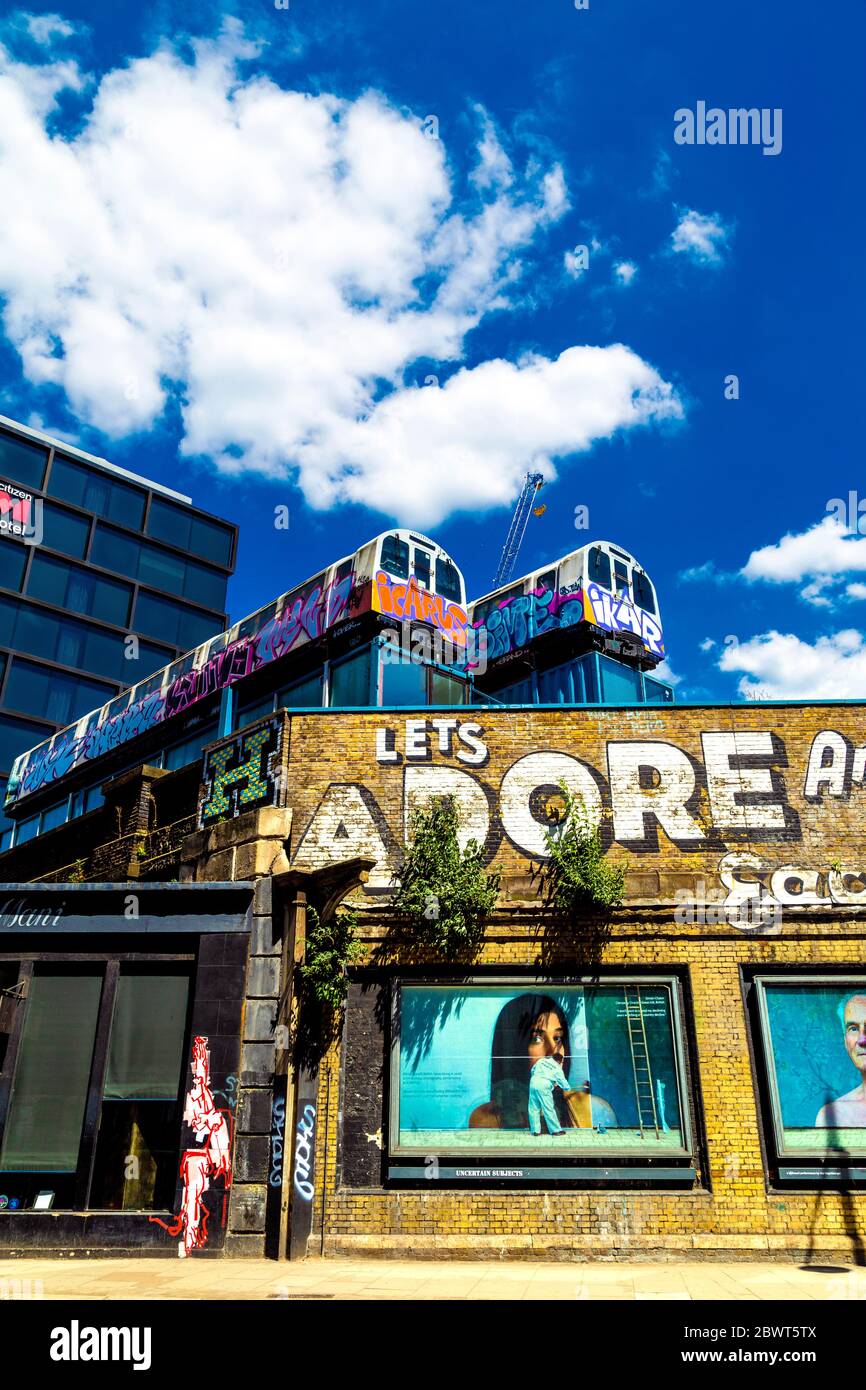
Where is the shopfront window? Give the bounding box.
[0,965,191,1210]
[90,973,189,1210]
[0,972,102,1196]
[391,979,692,1170]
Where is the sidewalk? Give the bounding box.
[2,1257,866,1301]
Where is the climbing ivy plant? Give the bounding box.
[542,783,625,920]
[393,796,500,958]
[298,903,363,1011]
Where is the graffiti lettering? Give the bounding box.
[293,1103,316,1201]
[269,1096,286,1189]
[373,571,468,648]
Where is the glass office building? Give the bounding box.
[0,415,237,848]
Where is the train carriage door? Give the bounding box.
[612,557,631,600]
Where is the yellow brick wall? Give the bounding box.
[287,703,866,1256]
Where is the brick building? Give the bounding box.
[0,700,864,1260]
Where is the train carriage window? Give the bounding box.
[613,560,631,598]
[633,570,656,614]
[435,559,462,603]
[380,535,409,580]
[413,549,431,590]
[537,570,556,592]
[587,547,612,590]
[335,559,353,584]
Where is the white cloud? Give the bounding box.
[653,657,681,687]
[847,582,866,601]
[613,260,637,287]
[698,637,715,652]
[0,23,682,525]
[742,515,866,584]
[719,629,866,700]
[23,13,76,46]
[670,208,729,265]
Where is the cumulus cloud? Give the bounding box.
[740,515,866,608]
[670,208,730,265]
[0,22,682,525]
[698,637,715,652]
[719,629,866,700]
[613,260,637,287]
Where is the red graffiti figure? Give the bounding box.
[150,1036,232,1257]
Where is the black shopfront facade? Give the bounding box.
[0,882,252,1255]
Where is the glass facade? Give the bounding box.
[0,418,237,835]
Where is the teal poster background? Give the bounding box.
[396,983,682,1135]
[763,983,866,1131]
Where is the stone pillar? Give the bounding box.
[179,804,292,1256]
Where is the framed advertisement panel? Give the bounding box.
[388,976,694,1168]
[754,975,866,1166]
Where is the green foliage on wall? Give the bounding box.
[299,903,362,1011]
[393,796,500,958]
[542,783,625,919]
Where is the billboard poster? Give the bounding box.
[757,978,866,1156]
[391,980,688,1157]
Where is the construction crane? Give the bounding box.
[491,471,544,589]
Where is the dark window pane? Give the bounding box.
[0,972,102,1172]
[0,431,47,490]
[90,523,137,579]
[0,542,26,592]
[430,669,466,705]
[613,560,630,598]
[29,553,132,628]
[633,570,656,614]
[5,659,114,725]
[538,569,556,592]
[329,648,371,706]
[180,558,226,610]
[380,535,409,580]
[414,549,431,588]
[435,559,462,602]
[104,976,189,1100]
[0,712,50,769]
[49,456,146,530]
[276,673,323,709]
[588,546,611,590]
[41,501,90,559]
[146,496,189,549]
[137,542,185,594]
[382,657,426,706]
[162,722,218,771]
[0,961,19,1074]
[41,799,69,832]
[134,591,220,649]
[190,515,232,567]
[237,695,275,730]
[16,813,40,845]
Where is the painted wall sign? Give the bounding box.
[199,718,284,828]
[289,715,866,927]
[471,581,664,664]
[0,897,64,929]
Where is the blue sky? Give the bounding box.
[0,0,864,699]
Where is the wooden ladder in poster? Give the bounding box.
[625,985,660,1138]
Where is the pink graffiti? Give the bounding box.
[149,1036,233,1258]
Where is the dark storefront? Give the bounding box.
[0,883,252,1255]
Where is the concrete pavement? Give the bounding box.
[2,1257,866,1300]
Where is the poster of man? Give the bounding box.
[760,980,866,1152]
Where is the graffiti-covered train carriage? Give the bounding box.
[5,530,470,809]
[3,530,672,831]
[469,540,672,707]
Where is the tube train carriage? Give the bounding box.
[4,532,670,816]
[5,530,469,807]
[468,541,669,708]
